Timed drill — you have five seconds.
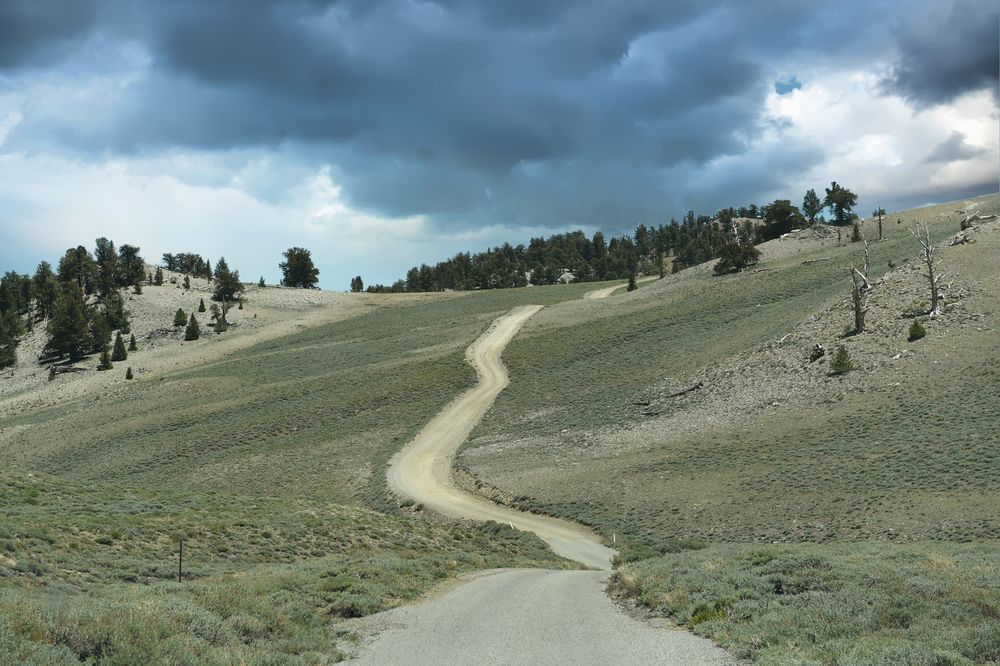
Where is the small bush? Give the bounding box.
[125,367,134,380]
[908,319,926,342]
[829,345,853,375]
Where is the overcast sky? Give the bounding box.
[1,0,997,288]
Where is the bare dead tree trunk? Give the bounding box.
[850,265,868,334]
[910,223,943,315]
[861,240,871,287]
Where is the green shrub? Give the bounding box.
[908,319,926,342]
[829,345,853,375]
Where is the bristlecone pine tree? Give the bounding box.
[627,273,638,291]
[125,366,134,380]
[111,332,128,362]
[154,267,164,285]
[44,286,92,361]
[829,345,853,375]
[173,308,187,327]
[198,298,206,313]
[183,275,190,290]
[128,334,137,351]
[184,313,200,341]
[97,348,113,371]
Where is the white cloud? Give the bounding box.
[763,70,998,207]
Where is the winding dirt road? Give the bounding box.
[363,300,738,664]
[387,305,614,570]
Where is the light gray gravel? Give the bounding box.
[347,569,739,665]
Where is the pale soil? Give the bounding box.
[0,268,457,420]
[386,305,616,570]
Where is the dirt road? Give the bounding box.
[349,569,739,665]
[387,305,615,570]
[583,275,659,299]
[372,302,737,664]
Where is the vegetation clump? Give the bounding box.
[280,247,320,289]
[908,319,926,342]
[110,332,128,362]
[96,348,113,371]
[184,314,200,341]
[172,308,186,327]
[829,344,853,375]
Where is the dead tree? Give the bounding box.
[910,223,943,315]
[861,240,871,287]
[850,265,869,334]
[873,207,885,240]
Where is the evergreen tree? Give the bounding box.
[48,366,56,381]
[183,275,190,290]
[0,317,16,369]
[714,240,761,275]
[829,345,853,375]
[57,246,99,294]
[205,259,212,282]
[103,291,128,330]
[128,334,138,351]
[111,331,128,362]
[184,313,200,341]
[173,308,187,327]
[133,280,142,295]
[198,298,206,313]
[350,276,364,292]
[116,244,144,287]
[908,319,926,342]
[626,272,638,291]
[851,222,862,242]
[31,261,60,320]
[125,366,134,380]
[213,316,228,334]
[97,348,113,371]
[823,181,859,226]
[280,247,320,288]
[258,276,266,288]
[154,267,164,286]
[89,309,112,354]
[212,257,243,302]
[803,189,822,225]
[94,237,118,296]
[44,285,91,361]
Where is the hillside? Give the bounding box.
[1,194,998,663]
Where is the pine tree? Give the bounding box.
[212,258,242,302]
[48,366,56,381]
[0,319,16,369]
[258,276,266,288]
[850,222,862,242]
[173,308,187,327]
[154,267,164,286]
[111,332,128,362]
[280,247,320,288]
[89,310,112,354]
[183,275,190,290]
[627,272,638,291]
[128,334,138,351]
[908,319,926,342]
[803,188,822,225]
[829,345,853,375]
[133,280,142,295]
[97,348,113,371]
[125,366,134,380]
[213,317,228,334]
[198,298,206,313]
[184,313,200,341]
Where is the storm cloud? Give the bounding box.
[0,0,997,287]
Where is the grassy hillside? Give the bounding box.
[461,194,1000,551]
[0,280,605,662]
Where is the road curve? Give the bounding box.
[387,305,615,570]
[349,569,740,665]
[583,275,659,299]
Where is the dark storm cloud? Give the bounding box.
[924,131,988,164]
[2,0,994,236]
[0,0,98,68]
[882,0,999,106]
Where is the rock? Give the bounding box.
[809,344,825,363]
